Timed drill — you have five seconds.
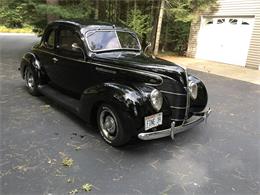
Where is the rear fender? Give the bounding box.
[20,52,41,79]
[20,52,49,84]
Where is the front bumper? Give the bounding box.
[138,108,211,140]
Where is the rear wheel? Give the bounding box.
[24,66,40,96]
[97,104,131,146]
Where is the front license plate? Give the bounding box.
[144,112,163,131]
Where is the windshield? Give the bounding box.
[86,30,141,52]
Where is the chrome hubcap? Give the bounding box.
[104,115,116,134]
[26,70,34,90]
[99,107,118,140]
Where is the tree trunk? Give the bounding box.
[119,0,127,21]
[95,0,99,20]
[153,0,165,55]
[99,0,106,21]
[46,0,59,23]
[151,0,154,17]
[162,18,168,52]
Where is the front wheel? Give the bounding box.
[24,66,40,96]
[97,104,131,146]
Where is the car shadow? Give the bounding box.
[23,86,209,153]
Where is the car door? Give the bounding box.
[36,27,59,84]
[55,26,95,96]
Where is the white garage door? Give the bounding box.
[196,17,254,66]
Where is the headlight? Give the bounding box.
[150,89,163,111]
[188,81,198,99]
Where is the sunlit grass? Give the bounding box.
[0,25,34,33]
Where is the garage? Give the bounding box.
[196,16,255,66]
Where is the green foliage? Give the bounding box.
[124,9,152,38]
[0,0,217,55]
[0,0,91,34]
[0,1,28,28]
[161,20,190,55]
[35,1,91,20]
[30,1,91,34]
[0,8,22,28]
[159,0,217,55]
[173,22,190,55]
[167,0,218,22]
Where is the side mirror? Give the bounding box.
[71,43,86,60]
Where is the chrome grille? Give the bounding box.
[183,70,190,125]
[159,70,189,124]
[161,91,187,123]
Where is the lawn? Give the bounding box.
[0,25,34,33]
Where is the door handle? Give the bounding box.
[52,57,58,63]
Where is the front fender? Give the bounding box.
[79,82,156,134]
[188,75,208,113]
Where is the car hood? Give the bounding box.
[92,51,187,81]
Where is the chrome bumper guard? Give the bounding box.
[138,108,211,141]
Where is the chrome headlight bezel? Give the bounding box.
[150,89,163,111]
[188,80,198,99]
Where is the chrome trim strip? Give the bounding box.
[183,70,190,125]
[171,118,184,121]
[91,61,165,85]
[160,90,186,96]
[138,108,211,140]
[138,128,172,140]
[33,48,177,86]
[26,52,41,69]
[96,67,116,74]
[170,106,186,109]
[22,57,30,63]
[90,61,175,84]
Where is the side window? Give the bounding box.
[46,30,55,48]
[59,29,83,51]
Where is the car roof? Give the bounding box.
[50,20,131,32]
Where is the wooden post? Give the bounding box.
[154,0,165,56]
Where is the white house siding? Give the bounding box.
[187,0,260,69]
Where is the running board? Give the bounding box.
[38,85,80,115]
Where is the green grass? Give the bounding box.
[0,25,34,33]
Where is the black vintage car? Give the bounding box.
[20,20,211,146]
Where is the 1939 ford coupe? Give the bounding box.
[20,20,211,146]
